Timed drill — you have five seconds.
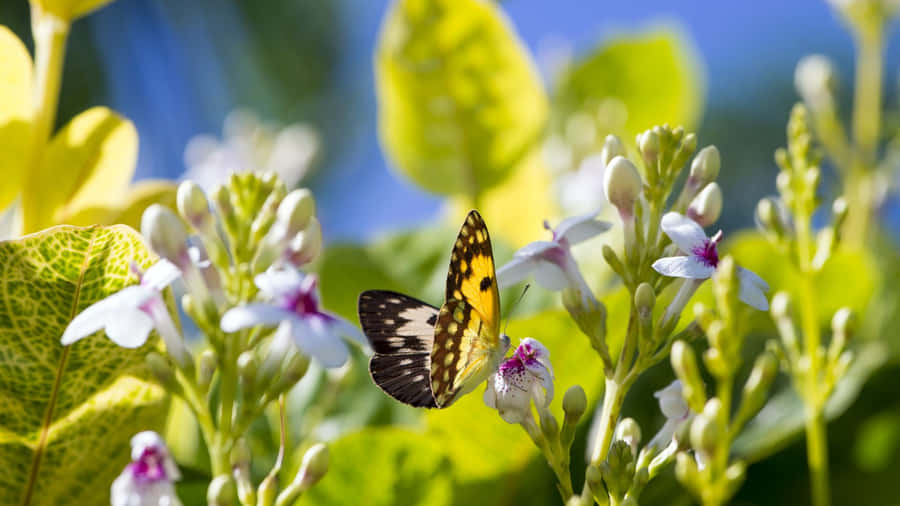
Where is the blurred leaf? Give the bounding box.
[734,341,888,462]
[853,410,900,472]
[65,179,178,230]
[0,225,167,505]
[450,151,557,248]
[0,25,33,211]
[22,106,138,233]
[299,428,454,506]
[726,232,878,322]
[555,28,703,138]
[31,0,117,21]
[375,0,547,200]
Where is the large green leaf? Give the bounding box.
[375,0,548,199]
[299,428,454,506]
[554,28,703,139]
[0,225,167,505]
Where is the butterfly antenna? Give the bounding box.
[502,284,530,337]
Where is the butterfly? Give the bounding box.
[358,210,510,408]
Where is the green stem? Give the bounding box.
[23,6,69,233]
[589,377,630,465]
[805,406,830,506]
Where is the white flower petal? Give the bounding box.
[652,256,714,279]
[221,303,293,332]
[142,259,182,290]
[106,309,155,348]
[483,376,499,409]
[654,380,689,420]
[254,265,304,299]
[660,212,708,253]
[60,286,153,345]
[555,210,611,246]
[289,318,350,368]
[533,260,571,291]
[496,256,537,288]
[131,431,167,461]
[328,315,368,349]
[737,268,770,311]
[737,266,770,291]
[515,240,558,258]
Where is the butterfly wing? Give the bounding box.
[358,290,439,408]
[430,210,504,407]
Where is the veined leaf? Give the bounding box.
[0,225,167,505]
[375,0,548,200]
[22,107,138,234]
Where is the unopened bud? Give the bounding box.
[604,156,643,218]
[670,341,706,413]
[207,475,236,506]
[832,197,848,229]
[599,134,627,168]
[675,451,700,490]
[638,129,660,166]
[177,181,212,229]
[634,283,656,321]
[145,352,180,394]
[271,353,311,396]
[297,443,329,491]
[615,417,642,452]
[673,132,698,170]
[276,188,316,237]
[287,217,323,267]
[197,349,217,391]
[770,292,792,320]
[689,146,720,186]
[141,205,189,266]
[585,464,604,499]
[724,461,747,498]
[540,410,560,441]
[562,287,607,351]
[832,307,855,336]
[689,411,719,455]
[602,244,626,277]
[687,183,723,227]
[237,351,258,395]
[563,385,587,422]
[736,352,778,426]
[795,54,837,111]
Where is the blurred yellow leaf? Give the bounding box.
[376,0,548,200]
[31,0,118,21]
[22,106,138,233]
[64,179,178,231]
[0,26,33,211]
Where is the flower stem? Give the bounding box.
[805,405,830,506]
[24,6,69,233]
[589,377,629,465]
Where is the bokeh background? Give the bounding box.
[3,1,899,504]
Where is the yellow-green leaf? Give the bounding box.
[22,107,138,233]
[64,179,178,231]
[555,28,704,139]
[375,0,548,199]
[30,0,118,21]
[0,225,167,506]
[0,26,34,211]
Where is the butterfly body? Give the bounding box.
[358,210,508,408]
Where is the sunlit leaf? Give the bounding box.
[64,179,178,231]
[0,26,33,211]
[375,0,548,200]
[30,0,118,21]
[0,225,168,505]
[554,28,703,139]
[22,107,138,233]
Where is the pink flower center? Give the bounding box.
[280,276,333,322]
[130,447,169,484]
[691,231,723,268]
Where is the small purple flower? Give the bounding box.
[61,260,191,367]
[484,338,554,424]
[497,210,610,292]
[652,213,770,311]
[220,265,365,368]
[111,431,181,506]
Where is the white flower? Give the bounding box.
[651,213,770,311]
[497,210,610,292]
[111,431,182,506]
[220,265,365,368]
[484,338,554,424]
[61,260,191,366]
[647,380,693,450]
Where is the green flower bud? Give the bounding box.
[689,146,720,186]
[602,244,626,277]
[674,451,700,492]
[615,417,642,451]
[258,474,277,506]
[795,54,837,112]
[638,129,660,166]
[197,349,217,391]
[562,287,607,354]
[599,134,627,168]
[832,307,855,336]
[563,385,587,422]
[585,463,605,501]
[177,181,212,230]
[770,292,792,320]
[141,204,189,266]
[207,474,236,506]
[735,352,778,427]
[276,188,316,237]
[540,410,560,441]
[145,352,180,395]
[634,283,656,321]
[670,341,706,413]
[237,351,258,395]
[724,461,747,498]
[604,156,643,218]
[673,132,698,170]
[687,182,723,227]
[270,353,311,396]
[689,410,719,456]
[297,443,329,491]
[231,438,255,505]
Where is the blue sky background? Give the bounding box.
[58,0,900,241]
